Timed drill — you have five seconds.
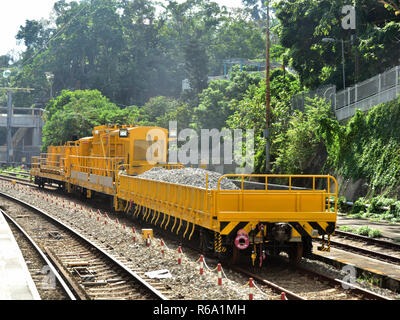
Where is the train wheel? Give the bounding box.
[302,236,313,258]
[231,246,239,265]
[199,229,213,254]
[288,242,303,264]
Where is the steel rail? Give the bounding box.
[0,209,77,300]
[0,173,31,183]
[11,173,394,300]
[0,173,59,190]
[1,170,30,177]
[294,264,392,300]
[234,261,391,300]
[335,230,400,251]
[230,266,305,300]
[315,237,400,265]
[0,191,168,300]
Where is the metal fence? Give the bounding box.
[291,65,400,121]
[335,65,400,121]
[291,85,336,112]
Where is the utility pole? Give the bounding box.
[322,38,347,90]
[6,91,12,165]
[341,39,346,89]
[265,0,271,173]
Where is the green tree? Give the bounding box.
[226,68,300,173]
[275,0,400,90]
[184,38,209,97]
[242,0,270,20]
[0,55,12,105]
[139,96,182,125]
[11,0,273,110]
[208,17,265,75]
[273,98,339,175]
[157,102,194,132]
[16,19,54,53]
[194,67,262,130]
[42,89,139,150]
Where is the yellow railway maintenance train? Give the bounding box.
[30,124,338,265]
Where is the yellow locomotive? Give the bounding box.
[31,125,337,265]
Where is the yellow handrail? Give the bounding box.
[217,174,337,192]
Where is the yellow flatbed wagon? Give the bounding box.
[117,172,337,264]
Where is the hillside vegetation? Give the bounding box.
[276,96,400,201]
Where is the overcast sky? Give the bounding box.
[0,0,245,57]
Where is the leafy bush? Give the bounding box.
[355,226,382,238]
[337,196,348,213]
[339,226,355,233]
[339,225,382,238]
[350,197,367,215]
[273,97,339,174]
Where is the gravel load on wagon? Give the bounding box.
[137,167,239,190]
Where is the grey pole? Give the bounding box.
[341,39,346,89]
[322,38,346,90]
[6,91,12,166]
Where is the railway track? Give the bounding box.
[0,170,30,178]
[0,177,396,300]
[0,173,35,186]
[157,226,393,300]
[0,174,60,191]
[0,181,271,300]
[1,210,75,300]
[0,192,167,300]
[231,262,391,300]
[315,230,400,265]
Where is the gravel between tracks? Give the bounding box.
[0,182,275,300]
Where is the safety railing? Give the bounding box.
[118,174,214,232]
[116,173,337,234]
[0,107,44,116]
[335,65,400,111]
[68,155,124,177]
[215,174,338,221]
[31,156,40,170]
[37,153,64,172]
[291,65,400,121]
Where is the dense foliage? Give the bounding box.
[226,68,301,173]
[270,94,400,199]
[42,89,139,149]
[2,0,266,108]
[274,0,400,89]
[331,97,400,195]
